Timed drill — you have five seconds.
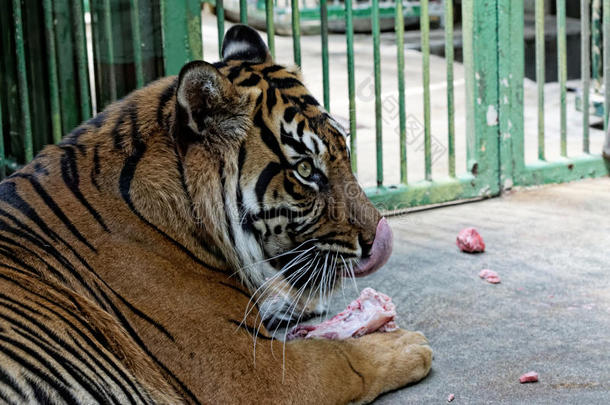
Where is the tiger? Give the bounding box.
[0,25,432,404]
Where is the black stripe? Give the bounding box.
[283,176,306,201]
[261,65,283,75]
[156,80,177,129]
[266,87,277,113]
[89,111,107,128]
[301,95,320,107]
[268,77,303,89]
[280,124,309,155]
[59,127,88,154]
[296,121,305,138]
[283,107,298,123]
[227,66,243,82]
[237,74,261,87]
[255,110,288,166]
[255,162,282,205]
[317,238,356,250]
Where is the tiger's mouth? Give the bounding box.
[350,218,393,277]
[258,219,393,331]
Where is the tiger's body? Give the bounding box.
[0,26,431,404]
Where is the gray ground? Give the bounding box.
[323,177,610,404]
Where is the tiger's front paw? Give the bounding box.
[352,329,433,404]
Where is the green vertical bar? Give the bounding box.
[266,0,275,59]
[291,0,301,66]
[372,0,383,186]
[592,0,602,88]
[320,0,330,110]
[582,0,591,153]
[102,0,117,101]
[602,0,610,130]
[217,0,225,57]
[130,0,145,87]
[240,0,248,23]
[535,0,545,160]
[395,0,407,183]
[12,0,33,162]
[421,0,432,180]
[445,0,455,177]
[462,0,500,193]
[0,96,5,178]
[498,0,525,188]
[557,0,567,157]
[72,0,92,119]
[161,0,203,75]
[345,0,357,173]
[43,0,63,144]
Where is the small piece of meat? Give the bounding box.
[456,227,486,253]
[447,393,455,402]
[287,288,398,340]
[479,269,501,284]
[519,371,539,383]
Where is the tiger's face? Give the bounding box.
[175,26,392,331]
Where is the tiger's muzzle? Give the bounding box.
[350,218,393,278]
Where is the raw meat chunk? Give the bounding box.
[287,288,398,340]
[456,227,486,253]
[479,269,501,284]
[519,371,539,383]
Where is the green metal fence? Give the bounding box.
[1,0,609,212]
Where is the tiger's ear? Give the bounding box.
[221,24,271,63]
[175,61,253,148]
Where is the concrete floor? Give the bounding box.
[321,177,608,404]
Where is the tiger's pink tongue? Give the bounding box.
[352,218,393,277]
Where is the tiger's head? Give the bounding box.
[174,25,392,330]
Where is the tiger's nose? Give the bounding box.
[359,233,374,258]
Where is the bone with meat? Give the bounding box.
[287,288,398,340]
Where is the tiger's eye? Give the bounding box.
[296,160,313,178]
